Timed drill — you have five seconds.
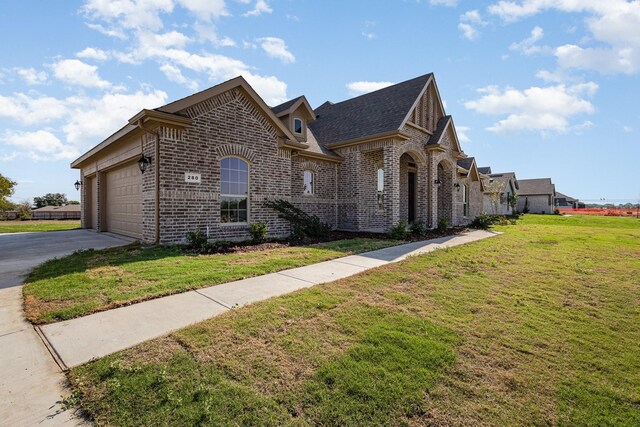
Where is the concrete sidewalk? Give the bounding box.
[0,230,134,426]
[39,229,499,369]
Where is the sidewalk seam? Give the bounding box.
[275,272,318,284]
[34,326,68,372]
[193,290,233,310]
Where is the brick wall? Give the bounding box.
[291,156,338,228]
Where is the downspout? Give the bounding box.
[136,119,161,245]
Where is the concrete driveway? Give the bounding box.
[0,230,133,426]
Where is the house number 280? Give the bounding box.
[184,172,201,183]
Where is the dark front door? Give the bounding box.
[408,172,416,223]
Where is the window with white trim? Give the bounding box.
[303,170,314,195]
[377,167,384,209]
[463,184,470,216]
[220,157,248,223]
[293,118,303,134]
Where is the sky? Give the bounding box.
[0,0,638,204]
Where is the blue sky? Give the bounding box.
[1,0,638,204]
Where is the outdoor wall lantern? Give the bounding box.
[74,180,82,191]
[453,182,461,191]
[433,178,442,186]
[138,154,151,174]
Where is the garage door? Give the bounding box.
[105,161,142,239]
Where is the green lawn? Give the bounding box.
[69,215,640,426]
[23,238,400,324]
[0,220,80,233]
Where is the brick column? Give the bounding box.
[96,171,105,231]
[383,143,399,229]
[428,154,438,228]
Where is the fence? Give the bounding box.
[558,208,640,217]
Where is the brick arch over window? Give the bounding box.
[397,143,427,165]
[215,144,256,163]
[299,160,320,173]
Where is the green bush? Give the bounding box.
[389,221,409,240]
[437,218,449,231]
[470,213,499,230]
[409,220,427,236]
[186,228,208,251]
[264,199,331,240]
[249,221,268,243]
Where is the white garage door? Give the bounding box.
[105,161,142,239]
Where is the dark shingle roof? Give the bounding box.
[270,96,305,114]
[457,157,474,170]
[555,191,577,202]
[309,73,432,145]
[478,166,492,175]
[427,116,451,146]
[518,178,554,195]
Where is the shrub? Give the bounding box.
[437,218,449,231]
[264,199,331,240]
[470,213,498,230]
[554,209,560,215]
[409,220,427,236]
[388,220,409,240]
[249,221,268,243]
[186,228,208,252]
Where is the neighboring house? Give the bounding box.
[71,73,480,244]
[456,157,485,222]
[477,166,492,175]
[32,204,81,220]
[482,172,519,215]
[516,178,556,214]
[554,191,580,208]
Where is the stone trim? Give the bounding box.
[215,144,257,163]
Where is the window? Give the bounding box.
[377,167,384,209]
[463,184,470,216]
[220,157,248,223]
[303,170,314,195]
[293,118,303,134]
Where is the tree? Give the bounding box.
[33,193,68,208]
[484,180,506,215]
[16,200,32,220]
[507,193,519,214]
[0,173,17,214]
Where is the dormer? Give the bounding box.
[271,96,315,143]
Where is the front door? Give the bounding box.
[408,172,416,223]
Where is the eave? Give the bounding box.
[128,109,192,130]
[324,130,411,149]
[293,150,343,164]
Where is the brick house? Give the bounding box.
[71,73,483,244]
[481,171,519,215]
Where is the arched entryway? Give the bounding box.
[436,160,453,226]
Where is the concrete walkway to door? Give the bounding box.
[38,229,500,370]
[0,230,134,426]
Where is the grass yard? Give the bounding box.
[0,220,80,233]
[23,238,400,324]
[68,215,640,426]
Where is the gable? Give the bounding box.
[404,79,445,133]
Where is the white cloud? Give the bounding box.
[2,130,79,161]
[362,31,376,40]
[193,22,235,47]
[464,82,598,134]
[286,14,299,22]
[0,93,68,125]
[160,63,199,90]
[176,0,228,21]
[243,0,272,17]
[256,37,295,63]
[83,0,174,32]
[458,23,479,41]
[459,9,487,40]
[15,68,47,85]
[51,59,111,89]
[76,47,109,61]
[456,126,471,143]
[623,125,633,132]
[489,0,640,74]
[509,26,549,55]
[346,81,394,95]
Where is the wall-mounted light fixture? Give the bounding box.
[433,178,442,186]
[453,182,461,191]
[74,180,82,191]
[138,154,151,173]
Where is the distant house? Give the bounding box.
[32,204,81,220]
[554,192,580,208]
[456,157,485,222]
[482,172,519,215]
[516,178,556,214]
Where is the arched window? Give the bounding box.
[303,170,314,195]
[377,167,384,209]
[293,118,303,134]
[220,157,248,223]
[462,184,470,217]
